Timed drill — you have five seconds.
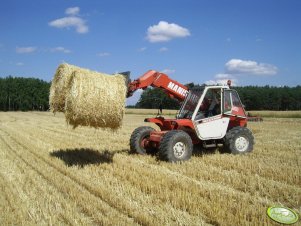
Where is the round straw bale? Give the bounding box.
[65,70,126,129]
[49,63,88,113]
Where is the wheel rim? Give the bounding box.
[235,136,249,152]
[173,142,186,158]
[140,135,150,152]
[140,138,147,148]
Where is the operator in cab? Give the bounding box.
[195,89,221,120]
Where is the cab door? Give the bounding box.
[193,87,229,140]
[223,89,247,118]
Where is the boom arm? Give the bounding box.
[127,70,188,101]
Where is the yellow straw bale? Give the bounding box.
[49,63,84,113]
[65,70,126,129]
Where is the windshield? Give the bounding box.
[177,89,204,119]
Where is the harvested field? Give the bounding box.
[248,110,301,118]
[0,111,300,225]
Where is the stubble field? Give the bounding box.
[0,111,300,225]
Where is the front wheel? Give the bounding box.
[159,130,193,162]
[224,127,254,154]
[130,126,155,155]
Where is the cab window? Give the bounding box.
[195,88,221,120]
[223,90,232,113]
[223,90,246,117]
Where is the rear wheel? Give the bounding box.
[224,127,254,154]
[159,130,193,162]
[130,126,155,155]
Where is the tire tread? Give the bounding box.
[224,126,254,154]
[159,130,193,162]
[130,126,155,155]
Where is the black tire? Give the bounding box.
[159,130,193,162]
[224,127,254,154]
[130,126,155,155]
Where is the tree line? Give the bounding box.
[0,76,50,111]
[235,85,301,110]
[0,76,300,111]
[135,83,301,111]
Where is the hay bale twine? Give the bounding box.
[65,70,126,129]
[49,63,84,113]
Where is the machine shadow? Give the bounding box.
[192,145,228,157]
[50,148,127,168]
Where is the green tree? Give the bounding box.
[136,88,180,109]
[136,84,301,111]
[0,76,50,111]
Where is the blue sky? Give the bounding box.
[0,0,300,105]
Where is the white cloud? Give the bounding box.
[205,79,237,86]
[207,59,278,86]
[205,73,236,86]
[97,52,110,57]
[65,7,80,15]
[16,62,24,66]
[161,69,175,74]
[146,21,190,43]
[49,16,88,33]
[49,7,88,34]
[215,73,233,79]
[138,47,147,52]
[50,47,71,53]
[16,46,37,53]
[255,36,263,42]
[225,59,278,75]
[159,47,168,52]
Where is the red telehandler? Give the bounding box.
[125,70,254,162]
